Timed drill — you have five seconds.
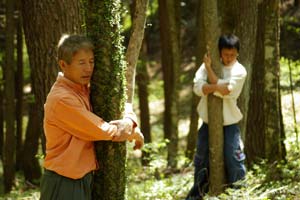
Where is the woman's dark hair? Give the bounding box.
[218,34,240,53]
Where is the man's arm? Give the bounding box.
[203,53,219,84]
[50,97,118,141]
[202,83,230,96]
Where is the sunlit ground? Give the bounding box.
[0,90,299,199]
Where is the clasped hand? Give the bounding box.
[109,118,144,150]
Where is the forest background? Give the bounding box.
[0,0,300,199]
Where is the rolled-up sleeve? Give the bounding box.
[213,67,247,99]
[50,97,117,141]
[193,64,207,97]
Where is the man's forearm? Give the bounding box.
[202,83,217,95]
[205,65,219,84]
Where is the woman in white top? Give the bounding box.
[186,34,247,200]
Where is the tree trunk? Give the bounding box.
[3,0,16,193]
[136,39,151,165]
[202,0,225,195]
[84,1,127,199]
[186,0,205,160]
[246,0,285,164]
[0,1,4,161]
[0,86,3,162]
[288,60,298,148]
[263,0,285,161]
[22,0,83,153]
[21,100,41,181]
[235,0,258,140]
[158,0,181,168]
[125,0,148,103]
[245,1,266,163]
[16,5,24,171]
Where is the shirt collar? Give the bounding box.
[57,72,90,94]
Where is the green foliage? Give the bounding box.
[280,58,300,89]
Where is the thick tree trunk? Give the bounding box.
[219,0,258,140]
[125,0,148,103]
[3,0,16,193]
[158,0,181,168]
[22,0,83,153]
[202,0,225,195]
[84,1,127,199]
[263,0,285,161]
[235,0,258,139]
[16,7,24,171]
[22,101,41,181]
[246,0,285,164]
[245,1,266,163]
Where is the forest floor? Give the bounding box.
[0,91,299,200]
[0,60,300,200]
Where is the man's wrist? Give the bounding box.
[124,117,137,128]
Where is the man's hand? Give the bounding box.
[203,53,212,70]
[129,127,144,150]
[109,118,134,142]
[217,83,230,95]
[203,52,218,84]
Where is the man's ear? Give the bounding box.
[58,60,67,72]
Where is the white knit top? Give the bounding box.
[193,61,247,126]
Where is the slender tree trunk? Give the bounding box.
[3,0,16,193]
[186,0,205,160]
[158,0,181,168]
[0,0,4,162]
[22,100,41,181]
[22,0,83,153]
[84,1,127,199]
[136,39,151,165]
[0,86,3,161]
[125,0,148,103]
[288,60,298,148]
[202,0,225,195]
[16,5,24,171]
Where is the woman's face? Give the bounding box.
[220,48,238,66]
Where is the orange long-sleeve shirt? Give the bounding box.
[43,73,120,179]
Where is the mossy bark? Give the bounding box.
[84,1,127,199]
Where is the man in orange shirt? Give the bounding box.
[40,34,143,200]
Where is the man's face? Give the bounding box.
[220,48,238,66]
[60,49,94,86]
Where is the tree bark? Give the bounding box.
[246,0,286,164]
[158,0,181,168]
[22,100,41,181]
[125,0,148,103]
[202,0,225,195]
[245,1,266,163]
[263,0,285,161]
[3,0,16,193]
[0,86,3,162]
[186,0,205,160]
[22,0,83,153]
[235,0,258,140]
[84,1,127,199]
[16,5,24,171]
